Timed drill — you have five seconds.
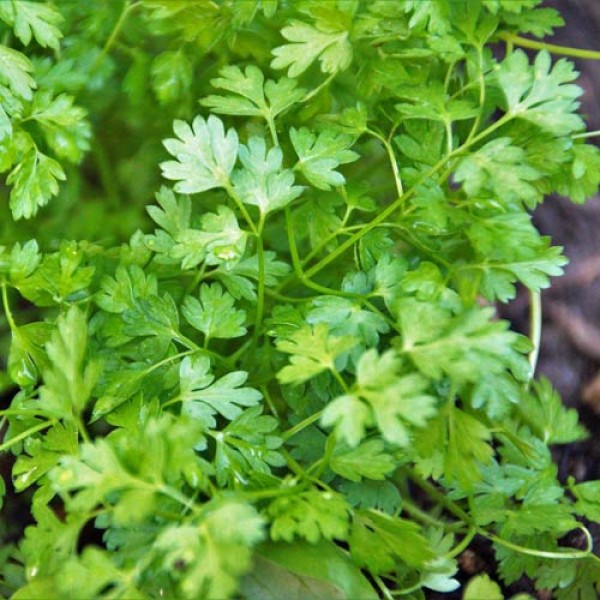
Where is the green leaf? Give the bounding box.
[201,65,305,121]
[161,115,239,194]
[0,1,63,50]
[290,127,359,190]
[455,137,542,207]
[178,355,262,421]
[151,50,192,105]
[271,21,352,77]
[495,50,584,136]
[323,349,437,448]
[153,500,265,599]
[7,148,66,220]
[0,44,36,100]
[276,323,357,385]
[232,136,303,215]
[268,489,350,543]
[13,422,78,491]
[518,378,587,445]
[330,440,396,482]
[183,283,247,342]
[214,406,285,486]
[28,91,90,163]
[123,293,180,341]
[463,574,503,600]
[396,298,529,384]
[240,540,378,600]
[307,295,389,348]
[39,307,100,420]
[349,510,435,573]
[96,265,157,314]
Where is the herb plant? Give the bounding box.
[1,1,600,598]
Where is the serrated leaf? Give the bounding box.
[161,115,238,194]
[290,127,358,190]
[518,378,587,445]
[330,440,395,482]
[39,307,100,420]
[455,137,542,207]
[496,50,584,136]
[350,510,435,573]
[232,136,303,215]
[0,44,36,101]
[151,50,192,105]
[0,1,63,50]
[7,148,65,220]
[276,323,357,385]
[183,283,246,342]
[178,355,262,421]
[154,500,265,600]
[271,21,352,77]
[268,489,350,543]
[201,65,305,121]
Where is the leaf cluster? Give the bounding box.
[1,1,600,599]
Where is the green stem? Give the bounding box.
[465,47,486,145]
[75,414,91,444]
[282,410,324,440]
[300,72,336,105]
[1,282,17,332]
[330,368,349,393]
[0,420,55,453]
[94,0,140,68]
[501,33,600,61]
[266,116,279,147]
[528,290,542,379]
[224,183,258,236]
[367,129,404,197]
[401,497,452,529]
[488,527,594,560]
[254,214,266,342]
[572,129,600,140]
[373,576,395,600]
[447,526,477,558]
[301,114,513,283]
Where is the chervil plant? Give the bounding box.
[2,1,600,598]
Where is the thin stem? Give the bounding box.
[301,114,513,283]
[572,129,600,140]
[224,183,258,236]
[447,526,477,558]
[330,368,349,393]
[1,283,17,332]
[373,576,395,600]
[260,384,279,418]
[254,214,266,342]
[267,117,279,147]
[367,129,403,197]
[401,497,451,529]
[0,420,55,453]
[75,414,91,444]
[528,290,542,379]
[282,410,324,440]
[184,262,208,295]
[465,47,486,145]
[488,527,594,560]
[94,1,141,68]
[501,33,600,61]
[300,72,336,105]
